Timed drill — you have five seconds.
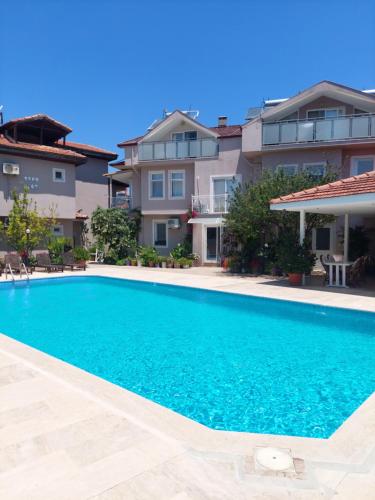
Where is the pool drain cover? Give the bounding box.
[254,447,294,472]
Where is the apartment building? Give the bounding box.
[243,80,375,258]
[111,80,375,264]
[110,110,251,263]
[0,114,117,248]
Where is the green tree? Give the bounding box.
[224,170,336,257]
[91,207,141,260]
[0,187,55,254]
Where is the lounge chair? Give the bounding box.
[62,251,86,271]
[4,253,30,279]
[35,253,64,273]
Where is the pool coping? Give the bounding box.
[0,270,374,467]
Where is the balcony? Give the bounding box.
[192,194,231,214]
[138,138,218,161]
[262,113,375,146]
[110,196,132,210]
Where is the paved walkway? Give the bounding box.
[0,266,374,498]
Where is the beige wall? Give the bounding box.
[140,215,187,255]
[261,148,343,176]
[0,153,76,219]
[75,157,108,216]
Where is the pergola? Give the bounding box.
[270,171,375,284]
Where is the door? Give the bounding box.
[205,226,222,263]
[212,177,239,212]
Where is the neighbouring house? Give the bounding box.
[110,80,375,265]
[243,80,375,260]
[110,110,251,263]
[0,114,117,250]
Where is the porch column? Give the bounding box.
[299,210,305,245]
[300,210,306,285]
[108,176,113,208]
[344,213,349,262]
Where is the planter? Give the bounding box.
[288,273,303,286]
[161,262,167,269]
[182,265,190,269]
[148,262,154,268]
[137,261,142,267]
[174,263,181,269]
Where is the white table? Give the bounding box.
[326,261,353,287]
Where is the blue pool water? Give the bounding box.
[0,276,374,438]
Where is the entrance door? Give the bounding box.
[205,226,221,263]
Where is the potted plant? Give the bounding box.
[73,247,90,266]
[166,257,174,268]
[138,246,159,267]
[277,241,316,286]
[159,256,167,268]
[179,257,192,269]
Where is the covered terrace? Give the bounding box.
[270,170,375,287]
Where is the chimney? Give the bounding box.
[218,116,227,127]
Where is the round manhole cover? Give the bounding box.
[255,447,293,471]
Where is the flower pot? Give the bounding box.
[148,262,154,268]
[288,273,303,286]
[161,262,167,269]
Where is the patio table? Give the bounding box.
[326,261,353,287]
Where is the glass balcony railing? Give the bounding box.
[262,114,375,146]
[110,196,132,209]
[138,138,218,161]
[192,194,231,214]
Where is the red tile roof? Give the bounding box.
[0,134,86,164]
[0,114,72,133]
[117,125,242,147]
[271,170,375,205]
[56,140,117,160]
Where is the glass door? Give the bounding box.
[206,226,221,263]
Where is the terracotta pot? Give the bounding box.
[288,273,302,286]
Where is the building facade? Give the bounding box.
[0,114,117,250]
[112,81,375,264]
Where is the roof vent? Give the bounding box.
[218,116,227,127]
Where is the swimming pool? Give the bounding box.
[1,276,374,438]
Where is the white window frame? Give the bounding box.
[52,224,64,237]
[306,107,345,120]
[303,162,327,178]
[276,164,298,176]
[209,174,242,197]
[148,171,165,200]
[350,155,375,176]
[168,170,185,199]
[153,219,168,248]
[53,168,66,183]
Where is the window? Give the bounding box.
[303,163,326,179]
[153,221,167,248]
[52,224,64,237]
[53,168,65,183]
[276,164,298,176]
[169,170,185,199]
[351,156,375,176]
[315,228,331,251]
[211,175,241,212]
[307,108,344,120]
[172,131,197,141]
[149,171,165,199]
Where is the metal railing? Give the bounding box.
[110,196,132,209]
[138,138,218,161]
[262,113,375,146]
[192,194,231,214]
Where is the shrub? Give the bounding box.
[73,247,90,262]
[138,246,159,266]
[276,235,316,275]
[116,258,126,266]
[178,257,193,268]
[48,237,73,264]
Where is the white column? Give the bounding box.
[344,213,349,262]
[109,176,113,208]
[299,210,306,245]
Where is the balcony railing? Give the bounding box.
[192,194,231,214]
[138,138,218,161]
[262,113,375,146]
[110,196,132,209]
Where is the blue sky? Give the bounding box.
[1,0,374,157]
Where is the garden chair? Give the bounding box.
[62,251,86,271]
[35,253,64,273]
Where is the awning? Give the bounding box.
[188,217,224,224]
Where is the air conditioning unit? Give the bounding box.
[2,163,20,175]
[168,218,180,229]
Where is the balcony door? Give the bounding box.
[211,176,240,213]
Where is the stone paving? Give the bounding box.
[0,265,374,499]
